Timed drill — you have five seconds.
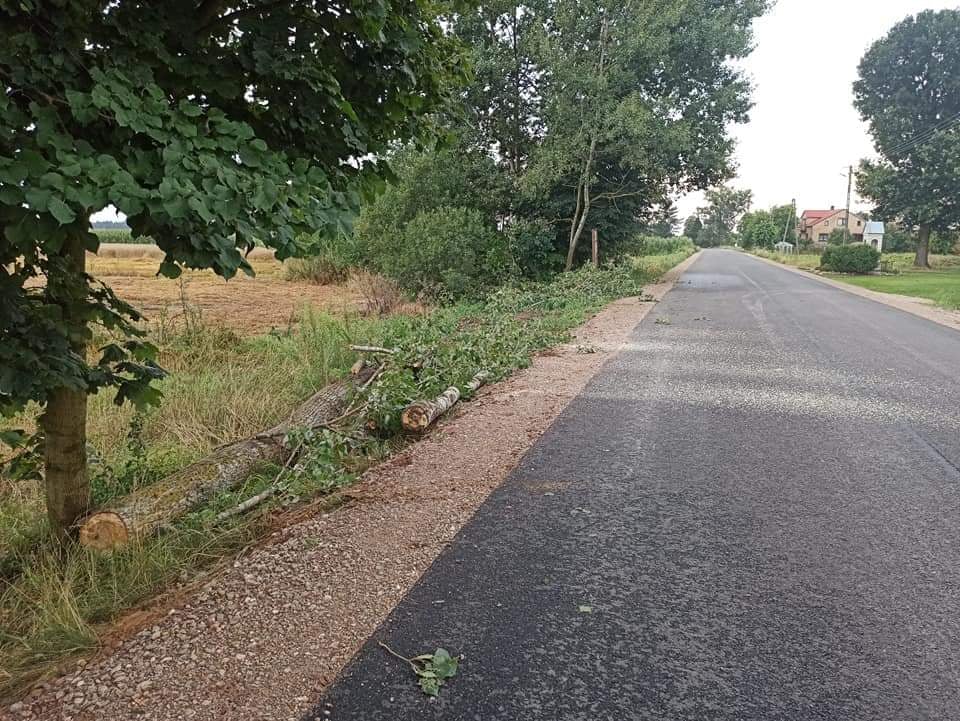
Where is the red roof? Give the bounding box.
[801,209,837,221]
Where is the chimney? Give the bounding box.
[830,205,835,210]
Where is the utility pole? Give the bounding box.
[844,165,853,244]
[782,197,796,248]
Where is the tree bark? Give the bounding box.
[79,364,376,549]
[401,372,490,433]
[915,224,931,268]
[565,146,594,272]
[40,234,89,541]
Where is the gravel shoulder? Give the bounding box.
[6,253,700,721]
[748,251,960,333]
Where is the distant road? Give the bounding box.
[310,249,960,721]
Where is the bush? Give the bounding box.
[504,217,563,279]
[386,206,515,299]
[820,244,881,273]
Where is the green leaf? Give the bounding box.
[430,648,458,679]
[48,197,76,225]
[418,676,440,697]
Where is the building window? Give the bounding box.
[838,218,846,226]
[818,233,829,242]
[824,220,830,226]
[857,220,861,226]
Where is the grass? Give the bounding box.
[750,249,960,310]
[0,256,693,699]
[837,270,960,309]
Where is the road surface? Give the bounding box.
[307,249,960,720]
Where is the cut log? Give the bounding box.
[400,372,490,433]
[78,364,377,550]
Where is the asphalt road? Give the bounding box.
[306,249,960,721]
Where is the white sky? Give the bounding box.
[675,0,960,221]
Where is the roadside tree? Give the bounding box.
[0,1,464,538]
[854,9,960,268]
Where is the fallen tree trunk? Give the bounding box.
[78,364,377,550]
[401,372,490,433]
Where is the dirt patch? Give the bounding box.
[7,254,699,721]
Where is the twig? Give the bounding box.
[213,486,278,523]
[350,344,397,355]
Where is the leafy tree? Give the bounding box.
[640,204,679,238]
[738,210,779,249]
[520,0,767,269]
[453,2,544,178]
[0,1,463,537]
[697,186,752,247]
[683,215,703,244]
[854,9,960,268]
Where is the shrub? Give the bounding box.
[283,234,355,285]
[284,256,350,285]
[387,206,515,299]
[820,244,881,273]
[504,217,563,279]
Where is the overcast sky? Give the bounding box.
[675,0,959,221]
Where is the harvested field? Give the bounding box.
[87,245,361,336]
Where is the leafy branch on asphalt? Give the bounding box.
[379,641,460,697]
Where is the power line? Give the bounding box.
[880,109,960,157]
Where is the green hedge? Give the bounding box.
[820,244,881,273]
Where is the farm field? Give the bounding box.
[89,244,362,335]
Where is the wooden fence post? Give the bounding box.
[591,228,599,268]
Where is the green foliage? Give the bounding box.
[93,229,154,244]
[827,228,847,245]
[0,0,465,421]
[697,186,753,247]
[452,0,768,267]
[283,235,355,285]
[631,235,696,257]
[738,210,779,250]
[683,216,703,243]
[854,9,960,261]
[389,206,514,299]
[380,643,459,697]
[820,244,881,273]
[504,217,564,279]
[931,231,958,254]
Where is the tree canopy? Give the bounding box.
[854,9,960,267]
[696,186,752,247]
[451,0,767,267]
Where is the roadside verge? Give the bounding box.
[13,252,701,721]
[746,252,960,334]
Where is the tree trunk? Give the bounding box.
[915,224,931,268]
[79,364,377,549]
[565,153,594,272]
[40,235,89,541]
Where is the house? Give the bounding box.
[863,221,885,252]
[797,207,866,245]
